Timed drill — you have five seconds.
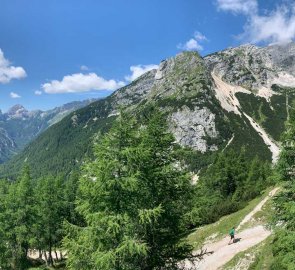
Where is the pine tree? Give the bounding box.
[0,180,10,268]
[15,166,36,260]
[35,175,65,266]
[64,109,194,269]
[271,99,295,269]
[63,171,83,226]
[134,109,194,269]
[3,166,36,269]
[64,111,146,270]
[277,99,295,181]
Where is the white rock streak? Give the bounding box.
[273,72,295,88]
[243,113,280,163]
[257,86,277,101]
[222,134,235,152]
[213,73,280,163]
[212,73,251,115]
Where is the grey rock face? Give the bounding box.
[109,52,220,153]
[205,42,295,91]
[205,44,277,91]
[169,106,218,152]
[264,42,295,75]
[148,52,220,153]
[0,128,16,163]
[112,70,156,107]
[6,104,29,119]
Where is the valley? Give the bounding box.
[0,100,95,164]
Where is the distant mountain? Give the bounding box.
[1,43,295,178]
[0,99,96,163]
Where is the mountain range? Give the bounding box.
[0,100,95,164]
[1,42,295,178]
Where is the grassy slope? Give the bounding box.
[221,186,281,269]
[187,186,276,249]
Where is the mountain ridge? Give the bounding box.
[0,99,96,163]
[1,43,295,178]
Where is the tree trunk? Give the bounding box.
[54,249,58,261]
[44,251,48,265]
[48,245,54,266]
[48,229,54,266]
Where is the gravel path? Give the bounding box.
[183,187,279,270]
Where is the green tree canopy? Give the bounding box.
[64,109,194,270]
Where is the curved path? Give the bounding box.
[184,187,279,270]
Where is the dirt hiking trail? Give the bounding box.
[184,187,280,270]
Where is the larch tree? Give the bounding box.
[64,108,194,270]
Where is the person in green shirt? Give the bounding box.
[228,227,235,245]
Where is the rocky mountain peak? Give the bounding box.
[205,42,295,92]
[263,42,295,75]
[151,50,212,100]
[6,104,29,119]
[0,99,95,164]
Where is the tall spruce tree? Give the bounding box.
[277,100,295,181]
[0,180,10,268]
[64,112,147,270]
[134,109,193,269]
[271,99,295,269]
[3,166,36,269]
[35,175,65,266]
[64,109,194,270]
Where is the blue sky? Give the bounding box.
[0,0,294,111]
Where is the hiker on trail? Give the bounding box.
[228,227,235,245]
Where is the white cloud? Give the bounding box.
[0,49,27,84]
[216,0,295,44]
[179,39,203,51]
[42,73,125,94]
[80,65,89,71]
[125,64,159,82]
[216,0,257,14]
[243,6,295,44]
[177,31,208,51]
[10,92,21,98]
[34,90,42,95]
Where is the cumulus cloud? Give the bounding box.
[216,0,295,44]
[10,92,21,98]
[177,31,208,51]
[34,90,42,95]
[0,49,27,84]
[125,64,159,82]
[244,6,295,44]
[42,73,125,94]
